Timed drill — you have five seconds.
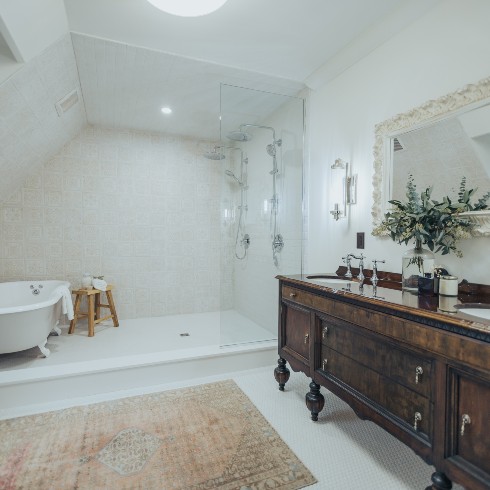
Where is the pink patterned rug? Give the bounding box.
[0,380,316,489]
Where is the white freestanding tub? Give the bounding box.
[0,280,71,357]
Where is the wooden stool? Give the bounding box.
[69,285,119,337]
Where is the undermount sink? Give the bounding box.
[306,275,354,285]
[454,304,490,321]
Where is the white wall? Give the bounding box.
[0,34,86,204]
[0,126,222,320]
[0,0,68,80]
[308,0,490,284]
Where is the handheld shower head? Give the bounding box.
[266,143,276,157]
[225,169,244,186]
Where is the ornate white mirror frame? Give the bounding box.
[371,76,490,236]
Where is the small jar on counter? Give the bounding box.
[439,275,459,296]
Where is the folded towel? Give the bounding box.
[92,278,108,292]
[54,285,74,320]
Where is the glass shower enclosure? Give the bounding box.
[219,84,305,347]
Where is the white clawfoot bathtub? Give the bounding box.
[0,280,71,357]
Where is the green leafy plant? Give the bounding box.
[372,175,489,257]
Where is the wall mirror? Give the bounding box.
[372,76,490,236]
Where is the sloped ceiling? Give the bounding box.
[0,34,86,203]
[0,0,442,204]
[65,0,411,82]
[71,33,304,141]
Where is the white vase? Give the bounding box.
[81,273,93,289]
[402,239,434,293]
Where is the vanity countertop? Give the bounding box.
[277,273,490,341]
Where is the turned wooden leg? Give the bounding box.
[305,381,325,421]
[425,471,452,490]
[274,357,290,391]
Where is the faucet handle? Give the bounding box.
[342,253,354,278]
[342,253,353,263]
[371,259,385,284]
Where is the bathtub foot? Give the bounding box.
[38,340,51,358]
[51,326,62,336]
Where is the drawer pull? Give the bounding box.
[413,412,422,431]
[322,327,328,339]
[460,414,471,436]
[289,292,297,298]
[304,334,309,344]
[415,366,424,384]
[322,358,328,370]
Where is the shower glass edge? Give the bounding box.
[219,83,305,348]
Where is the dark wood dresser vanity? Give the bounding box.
[274,273,490,490]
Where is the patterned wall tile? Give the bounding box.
[0,125,223,320]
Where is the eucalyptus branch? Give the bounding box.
[372,175,488,258]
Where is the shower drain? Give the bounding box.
[179,333,190,337]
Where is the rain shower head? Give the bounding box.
[226,130,253,142]
[225,169,244,186]
[203,148,225,160]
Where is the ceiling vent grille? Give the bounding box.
[55,89,79,116]
[393,137,404,152]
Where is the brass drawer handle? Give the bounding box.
[415,366,423,384]
[322,326,328,339]
[414,412,422,430]
[304,334,309,344]
[289,292,297,298]
[322,358,328,370]
[460,414,471,436]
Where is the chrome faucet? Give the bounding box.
[342,253,355,279]
[352,253,366,282]
[371,259,385,286]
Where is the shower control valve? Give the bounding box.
[272,234,284,253]
[241,234,251,249]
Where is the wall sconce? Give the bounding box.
[330,158,357,221]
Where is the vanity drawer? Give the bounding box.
[282,285,313,307]
[320,346,432,439]
[319,314,432,398]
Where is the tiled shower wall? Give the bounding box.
[0,126,222,319]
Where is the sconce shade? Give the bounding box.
[330,159,357,221]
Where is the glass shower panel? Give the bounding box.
[219,84,304,347]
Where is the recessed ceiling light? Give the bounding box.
[161,107,172,114]
[146,0,228,17]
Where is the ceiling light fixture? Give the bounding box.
[146,0,228,17]
[161,107,172,114]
